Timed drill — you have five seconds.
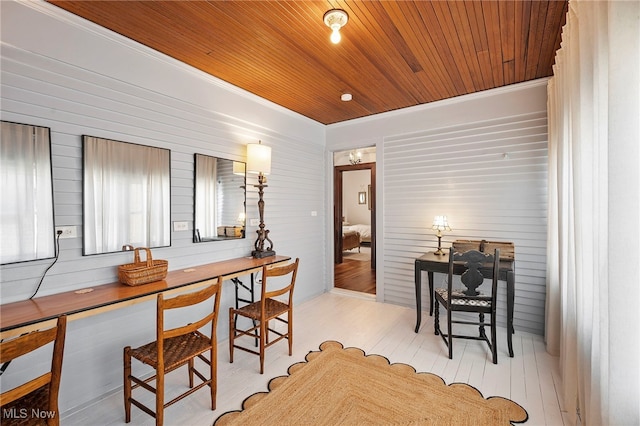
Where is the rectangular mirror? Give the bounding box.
[1,121,55,264]
[83,136,171,255]
[194,154,246,242]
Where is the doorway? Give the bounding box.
[333,161,376,295]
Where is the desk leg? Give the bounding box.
[428,271,434,317]
[414,261,421,333]
[231,275,258,347]
[507,270,515,357]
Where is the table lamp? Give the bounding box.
[247,141,275,258]
[432,215,451,255]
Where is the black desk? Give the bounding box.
[414,251,515,357]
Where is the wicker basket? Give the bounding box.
[118,247,168,286]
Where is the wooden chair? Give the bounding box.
[434,248,500,364]
[124,279,222,426]
[0,315,67,426]
[229,258,299,374]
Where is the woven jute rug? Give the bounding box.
[214,340,528,425]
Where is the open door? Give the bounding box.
[334,162,376,269]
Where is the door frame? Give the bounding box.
[333,162,376,269]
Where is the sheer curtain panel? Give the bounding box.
[194,154,218,239]
[0,121,55,264]
[83,136,170,255]
[546,1,640,424]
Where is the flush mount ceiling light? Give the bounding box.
[341,93,352,102]
[323,9,349,44]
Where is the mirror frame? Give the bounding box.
[0,121,56,265]
[82,135,171,255]
[193,153,246,243]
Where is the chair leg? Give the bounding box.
[228,308,234,364]
[447,309,453,360]
[479,312,486,339]
[434,299,440,335]
[155,369,164,426]
[265,319,270,344]
[124,347,132,423]
[210,346,217,410]
[188,358,194,388]
[491,311,498,364]
[288,311,293,356]
[259,319,266,374]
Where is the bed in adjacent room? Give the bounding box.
[343,224,371,244]
[342,230,360,252]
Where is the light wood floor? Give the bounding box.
[62,292,567,425]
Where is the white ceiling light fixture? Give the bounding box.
[323,9,349,44]
[341,93,352,102]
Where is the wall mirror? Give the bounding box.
[1,121,55,264]
[83,136,171,255]
[193,154,246,242]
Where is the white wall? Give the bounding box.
[342,170,371,226]
[326,80,550,335]
[0,0,325,414]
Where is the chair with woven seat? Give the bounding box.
[124,279,222,426]
[229,258,299,374]
[0,315,67,426]
[434,247,500,364]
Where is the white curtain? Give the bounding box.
[546,1,640,424]
[194,154,218,239]
[0,121,55,263]
[84,137,170,254]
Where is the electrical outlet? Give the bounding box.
[55,226,77,239]
[250,219,259,226]
[173,221,189,231]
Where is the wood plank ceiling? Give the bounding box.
[47,1,568,125]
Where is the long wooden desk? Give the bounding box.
[0,255,291,339]
[414,251,515,357]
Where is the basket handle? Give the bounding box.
[133,247,153,267]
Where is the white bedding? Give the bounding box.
[343,224,371,242]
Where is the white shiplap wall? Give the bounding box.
[326,80,549,336]
[0,1,325,414]
[383,113,548,335]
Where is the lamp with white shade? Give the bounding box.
[432,215,451,255]
[247,141,275,258]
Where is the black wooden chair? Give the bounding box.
[434,247,500,364]
[124,279,222,426]
[0,315,67,426]
[229,258,299,374]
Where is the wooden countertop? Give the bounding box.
[0,255,291,337]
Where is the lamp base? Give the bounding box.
[252,249,276,259]
[433,234,444,255]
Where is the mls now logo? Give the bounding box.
[2,407,56,420]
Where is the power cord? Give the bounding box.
[29,229,62,300]
[0,230,63,376]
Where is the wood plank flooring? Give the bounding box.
[62,292,566,425]
[334,247,376,294]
